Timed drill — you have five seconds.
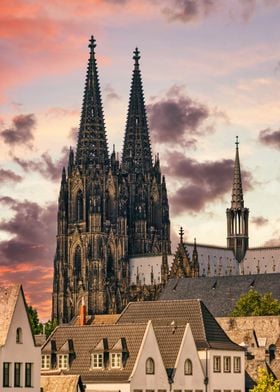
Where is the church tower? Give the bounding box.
[52,37,171,323]
[226,137,249,262]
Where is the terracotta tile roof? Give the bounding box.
[0,284,20,347]
[153,325,186,368]
[41,375,84,392]
[41,323,148,383]
[160,275,280,316]
[117,299,243,351]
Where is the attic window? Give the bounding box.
[146,358,155,374]
[184,359,192,375]
[16,328,23,344]
[91,353,103,369]
[58,354,69,369]
[111,353,121,368]
[41,355,51,370]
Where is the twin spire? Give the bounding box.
[76,36,153,171]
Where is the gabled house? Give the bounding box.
[41,322,169,392]
[0,284,40,391]
[117,299,245,392]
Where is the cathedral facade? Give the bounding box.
[52,37,171,323]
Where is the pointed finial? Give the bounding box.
[88,35,96,53]
[113,144,115,153]
[179,227,184,244]
[235,135,239,148]
[194,237,197,251]
[133,47,140,67]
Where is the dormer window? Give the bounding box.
[111,353,121,368]
[16,327,22,344]
[41,355,51,370]
[91,353,103,369]
[58,354,69,369]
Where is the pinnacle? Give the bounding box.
[231,136,244,209]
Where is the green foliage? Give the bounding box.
[44,318,58,338]
[250,367,280,392]
[27,305,42,335]
[231,289,280,317]
[27,305,58,337]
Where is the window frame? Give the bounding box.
[223,356,231,373]
[110,352,122,369]
[16,327,23,344]
[213,356,221,373]
[57,354,69,370]
[233,356,241,373]
[145,357,155,375]
[91,353,104,369]
[25,363,32,388]
[14,362,22,388]
[3,362,10,388]
[184,359,193,375]
[41,355,51,370]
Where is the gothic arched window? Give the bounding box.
[74,245,82,279]
[145,357,155,374]
[184,359,192,375]
[76,190,84,221]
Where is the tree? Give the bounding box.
[231,289,280,317]
[250,367,280,392]
[27,305,42,335]
[27,306,58,338]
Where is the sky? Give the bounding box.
[1,0,280,320]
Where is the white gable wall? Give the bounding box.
[173,324,205,390]
[0,289,40,391]
[130,321,169,391]
[199,349,245,392]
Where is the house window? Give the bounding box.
[58,354,69,369]
[223,356,231,373]
[185,390,193,392]
[41,355,51,369]
[213,356,221,372]
[184,359,193,375]
[16,327,23,343]
[25,363,32,387]
[3,362,10,387]
[91,353,103,369]
[233,357,241,373]
[145,357,155,374]
[111,353,121,368]
[14,362,22,387]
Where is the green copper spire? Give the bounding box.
[76,36,108,168]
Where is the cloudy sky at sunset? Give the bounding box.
[1,0,280,319]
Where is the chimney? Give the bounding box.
[80,297,86,326]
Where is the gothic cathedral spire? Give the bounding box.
[226,137,249,262]
[122,48,153,173]
[76,36,109,168]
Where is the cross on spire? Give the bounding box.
[133,47,140,67]
[179,227,184,243]
[88,35,96,52]
[235,135,239,148]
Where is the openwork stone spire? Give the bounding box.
[122,48,152,173]
[231,136,244,209]
[76,36,108,168]
[226,137,249,262]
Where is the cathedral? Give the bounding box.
[52,37,171,323]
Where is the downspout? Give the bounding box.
[204,348,208,392]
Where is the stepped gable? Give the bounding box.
[117,299,243,351]
[159,274,280,316]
